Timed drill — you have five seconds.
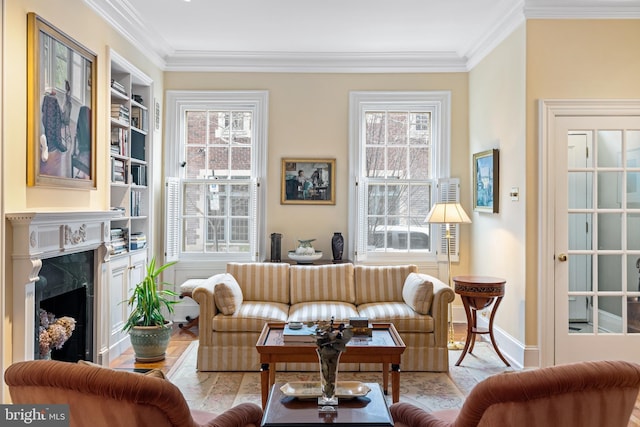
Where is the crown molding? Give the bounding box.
[163,51,468,73]
[524,1,640,19]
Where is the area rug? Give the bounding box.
[167,340,514,415]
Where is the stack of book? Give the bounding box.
[130,190,142,216]
[111,158,126,183]
[111,128,128,156]
[282,323,317,343]
[130,232,147,251]
[110,228,128,255]
[110,79,127,96]
[131,164,147,186]
[130,106,149,132]
[111,104,129,124]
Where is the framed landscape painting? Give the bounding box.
[27,13,97,189]
[473,149,499,213]
[281,158,336,205]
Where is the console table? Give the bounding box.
[453,275,510,367]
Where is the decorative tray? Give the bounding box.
[280,381,371,399]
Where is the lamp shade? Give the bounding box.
[424,202,471,224]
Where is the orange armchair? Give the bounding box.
[391,360,640,427]
[4,360,263,427]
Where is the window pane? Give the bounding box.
[365,112,385,145]
[210,111,230,144]
[207,146,228,178]
[183,183,205,215]
[367,184,385,215]
[365,147,386,178]
[186,111,206,145]
[409,147,430,179]
[232,112,252,144]
[230,184,249,216]
[206,218,226,252]
[409,112,430,145]
[231,147,251,178]
[388,112,408,145]
[183,217,204,252]
[206,184,225,215]
[387,147,407,178]
[185,147,206,178]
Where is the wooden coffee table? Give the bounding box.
[261,382,393,427]
[256,322,406,409]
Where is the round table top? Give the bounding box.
[452,275,506,285]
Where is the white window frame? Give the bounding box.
[164,90,268,262]
[348,91,451,263]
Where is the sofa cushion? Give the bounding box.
[357,302,434,333]
[289,301,359,324]
[211,301,289,332]
[402,273,434,315]
[227,262,290,304]
[354,265,418,305]
[290,263,355,304]
[213,273,244,315]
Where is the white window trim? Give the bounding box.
[164,90,268,262]
[348,91,451,264]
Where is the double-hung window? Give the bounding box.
[165,91,268,262]
[348,91,452,263]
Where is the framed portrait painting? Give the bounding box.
[281,158,336,205]
[27,13,97,189]
[473,149,499,213]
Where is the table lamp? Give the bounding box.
[425,202,472,350]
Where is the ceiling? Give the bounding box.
[85,0,640,72]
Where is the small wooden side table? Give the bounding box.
[453,275,510,367]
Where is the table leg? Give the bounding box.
[260,363,270,409]
[455,296,475,366]
[488,297,511,367]
[469,308,477,354]
[382,362,389,395]
[391,364,400,403]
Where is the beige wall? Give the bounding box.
[164,72,471,270]
[469,25,527,344]
[525,19,640,349]
[2,0,164,400]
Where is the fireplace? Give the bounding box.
[36,251,94,361]
[8,211,121,364]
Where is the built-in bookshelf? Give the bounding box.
[109,50,152,257]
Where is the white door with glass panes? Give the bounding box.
[554,115,640,364]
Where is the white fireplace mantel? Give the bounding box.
[8,211,121,363]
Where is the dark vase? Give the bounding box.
[331,232,344,261]
[270,233,282,262]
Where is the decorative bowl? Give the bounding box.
[288,251,323,264]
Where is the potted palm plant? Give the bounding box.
[123,256,179,362]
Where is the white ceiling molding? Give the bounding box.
[163,51,468,73]
[524,1,640,18]
[85,0,640,73]
[465,0,526,70]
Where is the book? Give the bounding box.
[283,323,317,343]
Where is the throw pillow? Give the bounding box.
[213,273,244,315]
[402,272,434,315]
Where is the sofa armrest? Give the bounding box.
[193,278,219,346]
[430,279,455,347]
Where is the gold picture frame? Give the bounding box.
[27,13,97,189]
[281,158,336,205]
[473,149,499,213]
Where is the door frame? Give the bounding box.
[539,99,640,367]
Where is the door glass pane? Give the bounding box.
[628,298,640,333]
[627,214,640,250]
[568,295,592,334]
[626,255,640,292]
[598,255,622,292]
[597,130,622,167]
[568,213,592,250]
[597,213,621,250]
[598,296,622,333]
[568,132,592,168]
[597,172,621,209]
[568,172,593,209]
[568,254,592,292]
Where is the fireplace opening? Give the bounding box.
[35,251,94,362]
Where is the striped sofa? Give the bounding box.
[193,262,454,372]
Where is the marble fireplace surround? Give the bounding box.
[8,211,121,364]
